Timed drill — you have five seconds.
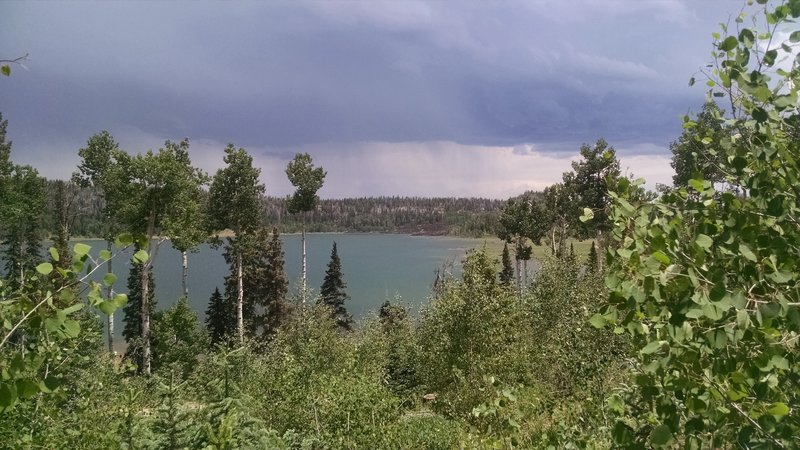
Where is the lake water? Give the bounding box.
[81,233,492,328]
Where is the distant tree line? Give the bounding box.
[38,187,505,238]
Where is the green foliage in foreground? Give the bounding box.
[0,247,626,449]
[591,2,800,447]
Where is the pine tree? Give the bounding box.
[586,241,598,274]
[319,242,353,331]
[206,287,233,345]
[260,227,290,336]
[0,114,45,288]
[498,242,514,288]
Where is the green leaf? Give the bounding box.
[579,208,594,222]
[739,243,757,262]
[98,301,117,315]
[589,314,606,329]
[719,36,738,51]
[652,251,671,265]
[767,402,789,416]
[640,340,663,354]
[133,250,149,264]
[36,262,53,275]
[791,30,800,43]
[1,65,10,77]
[696,234,713,249]
[113,293,128,308]
[49,247,59,262]
[0,383,17,407]
[99,249,112,261]
[753,107,768,123]
[61,303,84,315]
[738,28,755,47]
[768,270,793,283]
[16,379,39,399]
[115,232,134,247]
[73,242,91,257]
[612,421,634,445]
[62,319,80,338]
[650,424,674,447]
[617,248,633,259]
[41,376,62,393]
[103,272,117,287]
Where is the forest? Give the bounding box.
[1,1,800,448]
[38,187,504,239]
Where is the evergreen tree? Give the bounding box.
[220,227,291,338]
[151,298,208,376]
[205,287,233,345]
[50,180,74,273]
[319,242,353,331]
[260,227,290,336]
[498,242,514,288]
[586,241,598,274]
[0,114,45,288]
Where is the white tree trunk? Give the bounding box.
[301,227,307,305]
[181,250,189,300]
[106,240,114,354]
[522,259,528,295]
[237,251,244,343]
[141,257,152,375]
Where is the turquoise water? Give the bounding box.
[81,234,492,327]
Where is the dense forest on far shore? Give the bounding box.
[41,181,504,238]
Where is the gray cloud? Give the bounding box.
[0,0,728,195]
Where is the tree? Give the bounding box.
[75,131,127,353]
[123,247,155,367]
[498,243,514,288]
[220,227,288,338]
[319,242,352,331]
[586,241,598,275]
[168,186,207,302]
[564,138,621,241]
[205,287,233,345]
[670,101,728,187]
[260,227,290,336]
[542,183,574,257]
[286,153,326,304]
[151,297,208,377]
[207,144,265,344]
[594,4,800,446]
[50,180,75,273]
[498,192,547,296]
[78,136,206,374]
[0,113,45,290]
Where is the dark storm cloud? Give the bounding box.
[0,0,728,194]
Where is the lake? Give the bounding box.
[81,233,495,328]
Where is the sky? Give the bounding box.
[1,1,735,198]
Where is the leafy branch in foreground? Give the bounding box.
[0,235,138,411]
[0,53,28,77]
[593,1,800,447]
